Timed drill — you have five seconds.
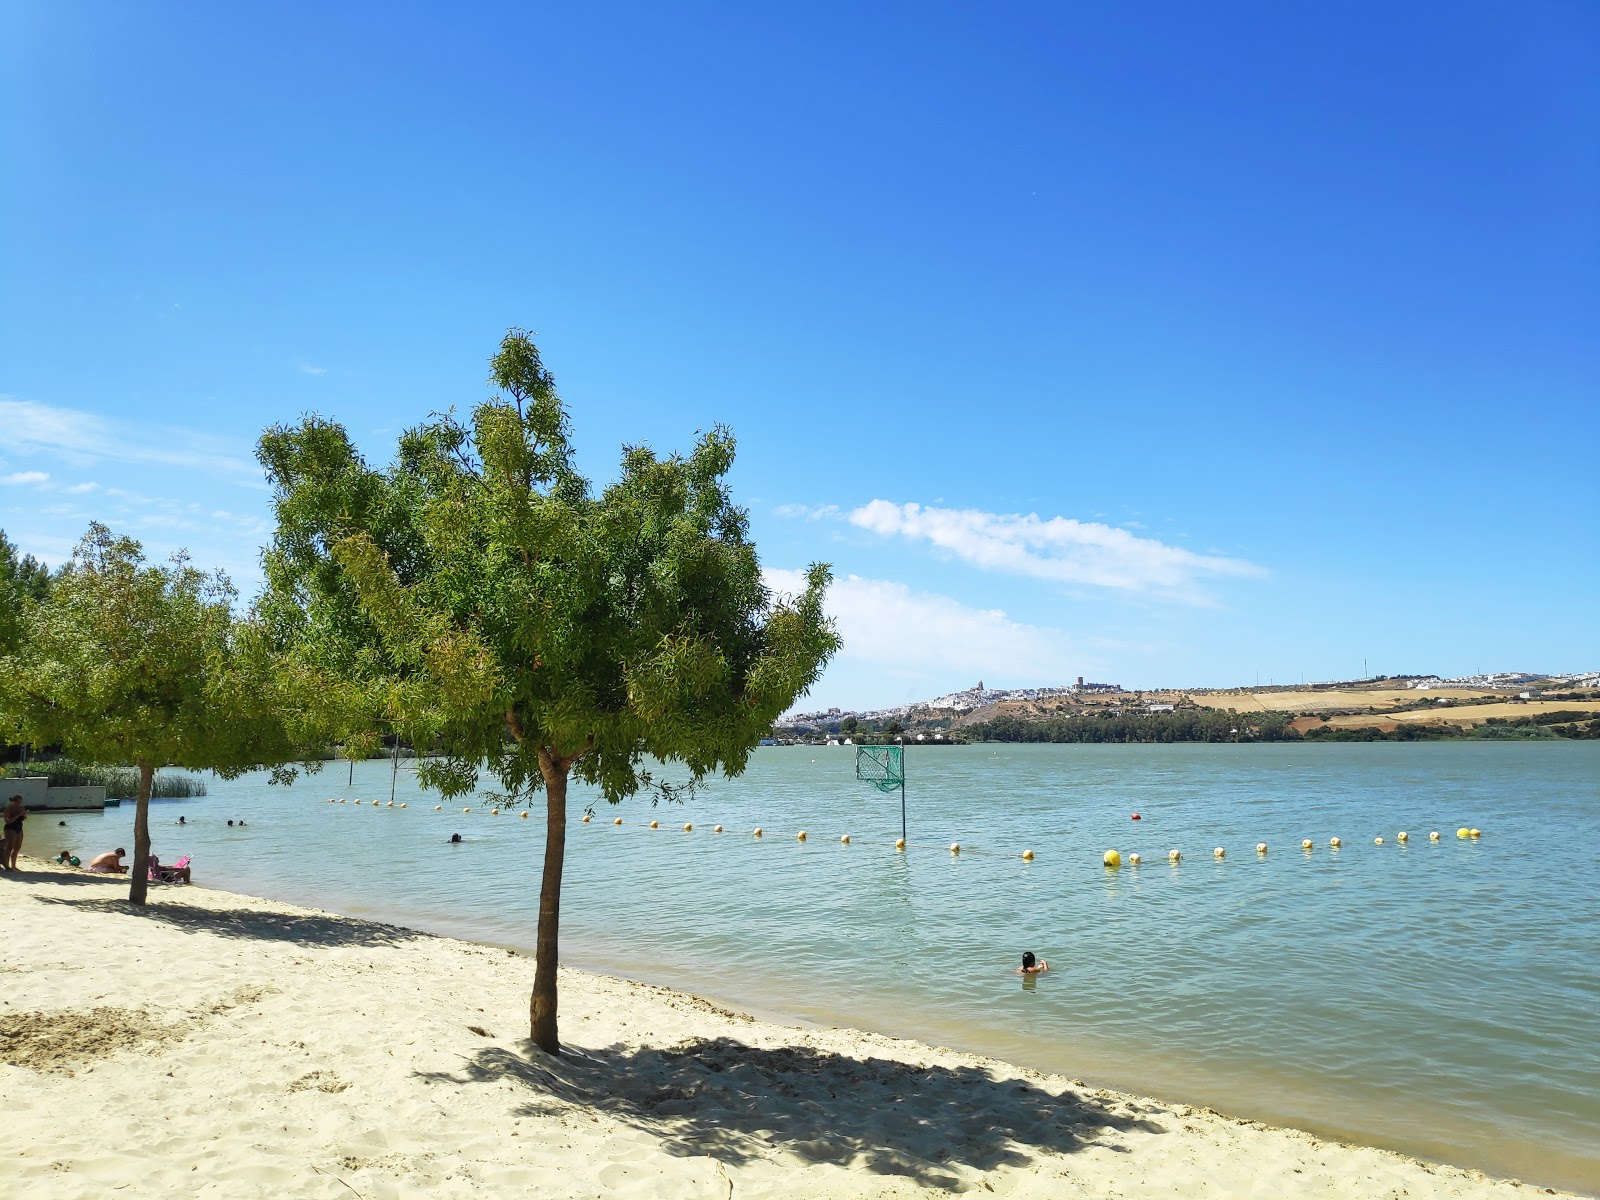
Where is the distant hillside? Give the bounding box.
[779,671,1600,743]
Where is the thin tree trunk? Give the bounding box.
[530,752,569,1053]
[129,761,153,906]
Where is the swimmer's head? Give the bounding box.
[449,833,462,843]
[1022,952,1036,970]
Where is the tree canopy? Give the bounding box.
[0,529,52,658]
[0,523,334,903]
[257,329,838,1051]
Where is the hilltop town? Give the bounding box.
[779,670,1600,743]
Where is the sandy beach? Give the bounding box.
[1,858,1580,1199]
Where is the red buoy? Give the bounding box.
[1131,813,1141,820]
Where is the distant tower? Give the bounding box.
[1077,676,1084,688]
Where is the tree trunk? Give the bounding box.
[129,761,153,906]
[530,753,569,1053]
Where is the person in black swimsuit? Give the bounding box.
[3,794,25,871]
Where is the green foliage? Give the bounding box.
[0,529,53,657]
[256,328,839,1050]
[259,330,837,805]
[967,708,1298,743]
[0,523,335,902]
[1,759,207,798]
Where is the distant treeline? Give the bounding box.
[965,709,1298,743]
[1304,713,1600,742]
[966,708,1600,744]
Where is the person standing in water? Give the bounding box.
[1017,952,1048,974]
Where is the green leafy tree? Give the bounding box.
[256,329,839,1053]
[0,529,52,657]
[0,524,335,903]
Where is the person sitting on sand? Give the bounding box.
[1017,952,1049,975]
[85,848,128,874]
[3,793,26,871]
[148,853,191,884]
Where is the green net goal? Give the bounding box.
[855,745,904,792]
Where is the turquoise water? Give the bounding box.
[42,742,1600,1193]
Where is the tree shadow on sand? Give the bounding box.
[419,1036,1167,1190]
[31,893,422,949]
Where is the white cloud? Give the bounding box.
[765,568,1075,706]
[0,396,264,487]
[0,471,49,486]
[295,361,329,376]
[772,502,841,521]
[848,500,1265,594]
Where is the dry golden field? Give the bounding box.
[1318,700,1600,730]
[1187,688,1498,713]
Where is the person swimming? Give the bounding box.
[449,833,463,843]
[1018,952,1049,975]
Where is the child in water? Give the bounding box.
[1018,952,1049,975]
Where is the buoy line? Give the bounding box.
[324,801,1487,866]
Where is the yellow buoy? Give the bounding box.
[327,798,335,803]
[434,805,442,811]
[1128,853,1141,865]
[1330,837,1341,848]
[1168,849,1182,862]
[386,801,394,807]
[650,820,659,829]
[1470,828,1481,838]
[353,799,361,805]
[491,809,500,816]
[1429,831,1440,841]
[1256,842,1267,854]
[840,834,850,844]
[753,827,763,837]
[1301,839,1313,850]
[340,798,347,803]
[1374,837,1384,845]
[400,803,407,809]
[463,808,471,814]
[683,823,693,832]
[1214,847,1226,859]
[613,817,623,825]
[895,837,906,850]
[797,830,807,841]
[1104,849,1121,868]
[581,814,591,823]
[1397,831,1408,842]
[713,824,723,833]
[950,842,961,854]
[520,811,529,819]
[1021,848,1033,860]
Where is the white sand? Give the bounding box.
[1,859,1578,1198]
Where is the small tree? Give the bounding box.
[257,329,838,1053]
[0,524,334,903]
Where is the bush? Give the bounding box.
[2,759,207,798]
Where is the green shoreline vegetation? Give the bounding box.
[1,758,207,798]
[961,709,1600,743]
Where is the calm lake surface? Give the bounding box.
[46,742,1600,1192]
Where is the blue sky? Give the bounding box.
[2,2,1596,709]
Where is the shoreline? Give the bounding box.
[3,857,1586,1198]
